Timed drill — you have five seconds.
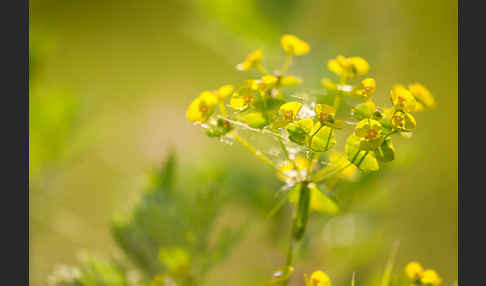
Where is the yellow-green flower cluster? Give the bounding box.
[405,262,442,286]
[186,34,435,175]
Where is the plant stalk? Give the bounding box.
[281,181,311,286]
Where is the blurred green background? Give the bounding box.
[30,0,457,285]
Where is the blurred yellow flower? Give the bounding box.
[236,49,263,71]
[230,90,254,110]
[328,55,369,78]
[355,78,376,98]
[408,83,435,111]
[280,75,302,87]
[262,75,278,85]
[405,261,424,280]
[305,270,331,286]
[186,91,218,123]
[217,84,234,99]
[390,84,417,112]
[281,34,310,56]
[421,269,442,285]
[391,110,416,131]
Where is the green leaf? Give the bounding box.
[148,149,176,192]
[239,112,267,129]
[375,138,395,162]
[352,100,376,120]
[345,134,379,171]
[310,123,336,152]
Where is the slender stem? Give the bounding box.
[281,182,310,286]
[231,131,277,171]
[333,94,341,111]
[311,162,352,184]
[256,63,267,75]
[281,54,293,75]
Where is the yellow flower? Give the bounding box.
[328,55,370,78]
[391,110,416,131]
[281,34,310,56]
[321,78,337,90]
[408,83,435,111]
[355,78,376,98]
[236,49,263,71]
[390,84,416,112]
[262,75,278,85]
[355,119,382,140]
[230,89,255,110]
[405,261,424,280]
[421,269,442,285]
[217,85,234,99]
[354,119,384,151]
[280,102,303,121]
[305,270,331,286]
[280,75,302,87]
[186,91,219,123]
[314,104,343,129]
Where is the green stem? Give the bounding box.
[256,63,268,75]
[311,162,352,184]
[281,54,293,75]
[281,182,311,286]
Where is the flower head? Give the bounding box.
[405,262,442,286]
[281,34,310,56]
[230,89,255,110]
[405,261,424,280]
[305,270,331,286]
[408,83,435,111]
[217,84,234,99]
[421,269,442,285]
[355,78,376,98]
[390,84,416,112]
[186,91,219,123]
[354,119,384,150]
[391,110,416,131]
[328,55,370,78]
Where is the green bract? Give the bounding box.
[345,134,380,171]
[352,100,376,120]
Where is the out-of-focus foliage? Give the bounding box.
[29,30,80,179]
[47,151,283,286]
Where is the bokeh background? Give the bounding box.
[30,0,457,285]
